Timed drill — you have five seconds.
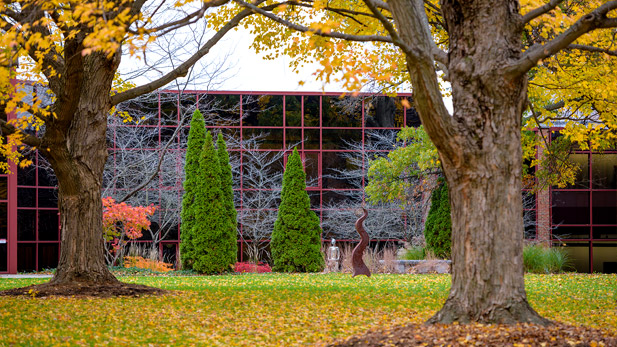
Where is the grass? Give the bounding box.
[0,273,615,346]
[523,244,572,273]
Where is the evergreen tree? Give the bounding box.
[216,132,238,265]
[424,179,452,259]
[192,131,236,274]
[180,109,206,269]
[271,148,324,272]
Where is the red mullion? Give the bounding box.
[588,151,594,272]
[239,94,244,262]
[361,97,366,203]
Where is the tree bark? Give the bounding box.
[42,51,120,285]
[389,0,550,324]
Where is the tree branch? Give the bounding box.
[0,118,42,148]
[568,43,617,57]
[522,0,564,24]
[512,1,617,76]
[233,0,394,44]
[111,6,256,105]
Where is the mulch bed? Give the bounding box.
[0,282,168,298]
[329,322,617,346]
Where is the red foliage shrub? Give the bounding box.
[234,262,272,273]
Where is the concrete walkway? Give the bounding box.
[0,274,53,278]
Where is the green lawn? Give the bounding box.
[0,273,615,346]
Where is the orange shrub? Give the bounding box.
[124,256,173,272]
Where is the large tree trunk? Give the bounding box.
[389,0,550,324]
[43,51,119,285]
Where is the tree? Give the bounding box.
[219,0,617,323]
[0,0,262,291]
[192,131,235,274]
[423,179,451,259]
[180,109,206,269]
[271,148,323,272]
[216,131,238,266]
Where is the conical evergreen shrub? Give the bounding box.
[192,131,236,274]
[180,109,206,269]
[424,179,452,259]
[216,132,238,265]
[271,148,324,272]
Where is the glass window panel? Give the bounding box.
[242,129,283,149]
[365,96,397,128]
[37,166,56,187]
[323,95,361,127]
[403,99,421,127]
[322,151,361,189]
[160,126,177,144]
[522,191,536,210]
[178,94,197,124]
[241,152,284,189]
[555,241,589,273]
[552,226,590,240]
[523,209,536,239]
[303,152,319,187]
[17,209,36,241]
[242,95,283,126]
[160,93,178,126]
[38,188,58,208]
[285,95,302,127]
[38,210,59,241]
[592,191,617,225]
[552,191,590,225]
[0,203,6,239]
[308,191,320,209]
[364,129,397,150]
[17,244,36,272]
[322,129,362,150]
[592,242,617,273]
[285,129,303,149]
[591,153,617,189]
[593,226,617,240]
[18,188,36,207]
[17,155,36,186]
[322,190,356,206]
[0,177,6,200]
[0,244,6,272]
[38,244,59,270]
[304,129,320,149]
[304,96,320,127]
[162,224,179,241]
[199,94,241,126]
[562,154,589,189]
[161,243,177,266]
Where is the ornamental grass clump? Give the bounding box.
[271,148,324,272]
[523,244,572,274]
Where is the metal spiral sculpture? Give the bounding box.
[352,207,371,277]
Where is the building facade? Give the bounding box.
[0,90,615,273]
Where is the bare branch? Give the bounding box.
[111,6,256,105]
[568,43,617,57]
[513,1,617,75]
[522,0,564,24]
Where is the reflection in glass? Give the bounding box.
[38,189,58,208]
[563,154,589,189]
[18,188,36,207]
[0,203,6,239]
[592,153,617,189]
[322,129,362,150]
[365,96,396,128]
[552,226,590,240]
[38,210,59,241]
[304,96,320,127]
[17,209,36,241]
[17,244,36,272]
[0,177,6,200]
[285,95,302,127]
[38,244,59,270]
[592,242,617,273]
[592,192,617,224]
[242,95,283,126]
[323,96,361,127]
[552,191,590,225]
[555,242,589,273]
[593,226,617,239]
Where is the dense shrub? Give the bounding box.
[424,179,452,259]
[192,131,236,274]
[271,148,324,272]
[523,244,572,273]
[180,110,206,269]
[234,262,272,273]
[217,132,238,264]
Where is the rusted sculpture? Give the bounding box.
[352,207,371,277]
